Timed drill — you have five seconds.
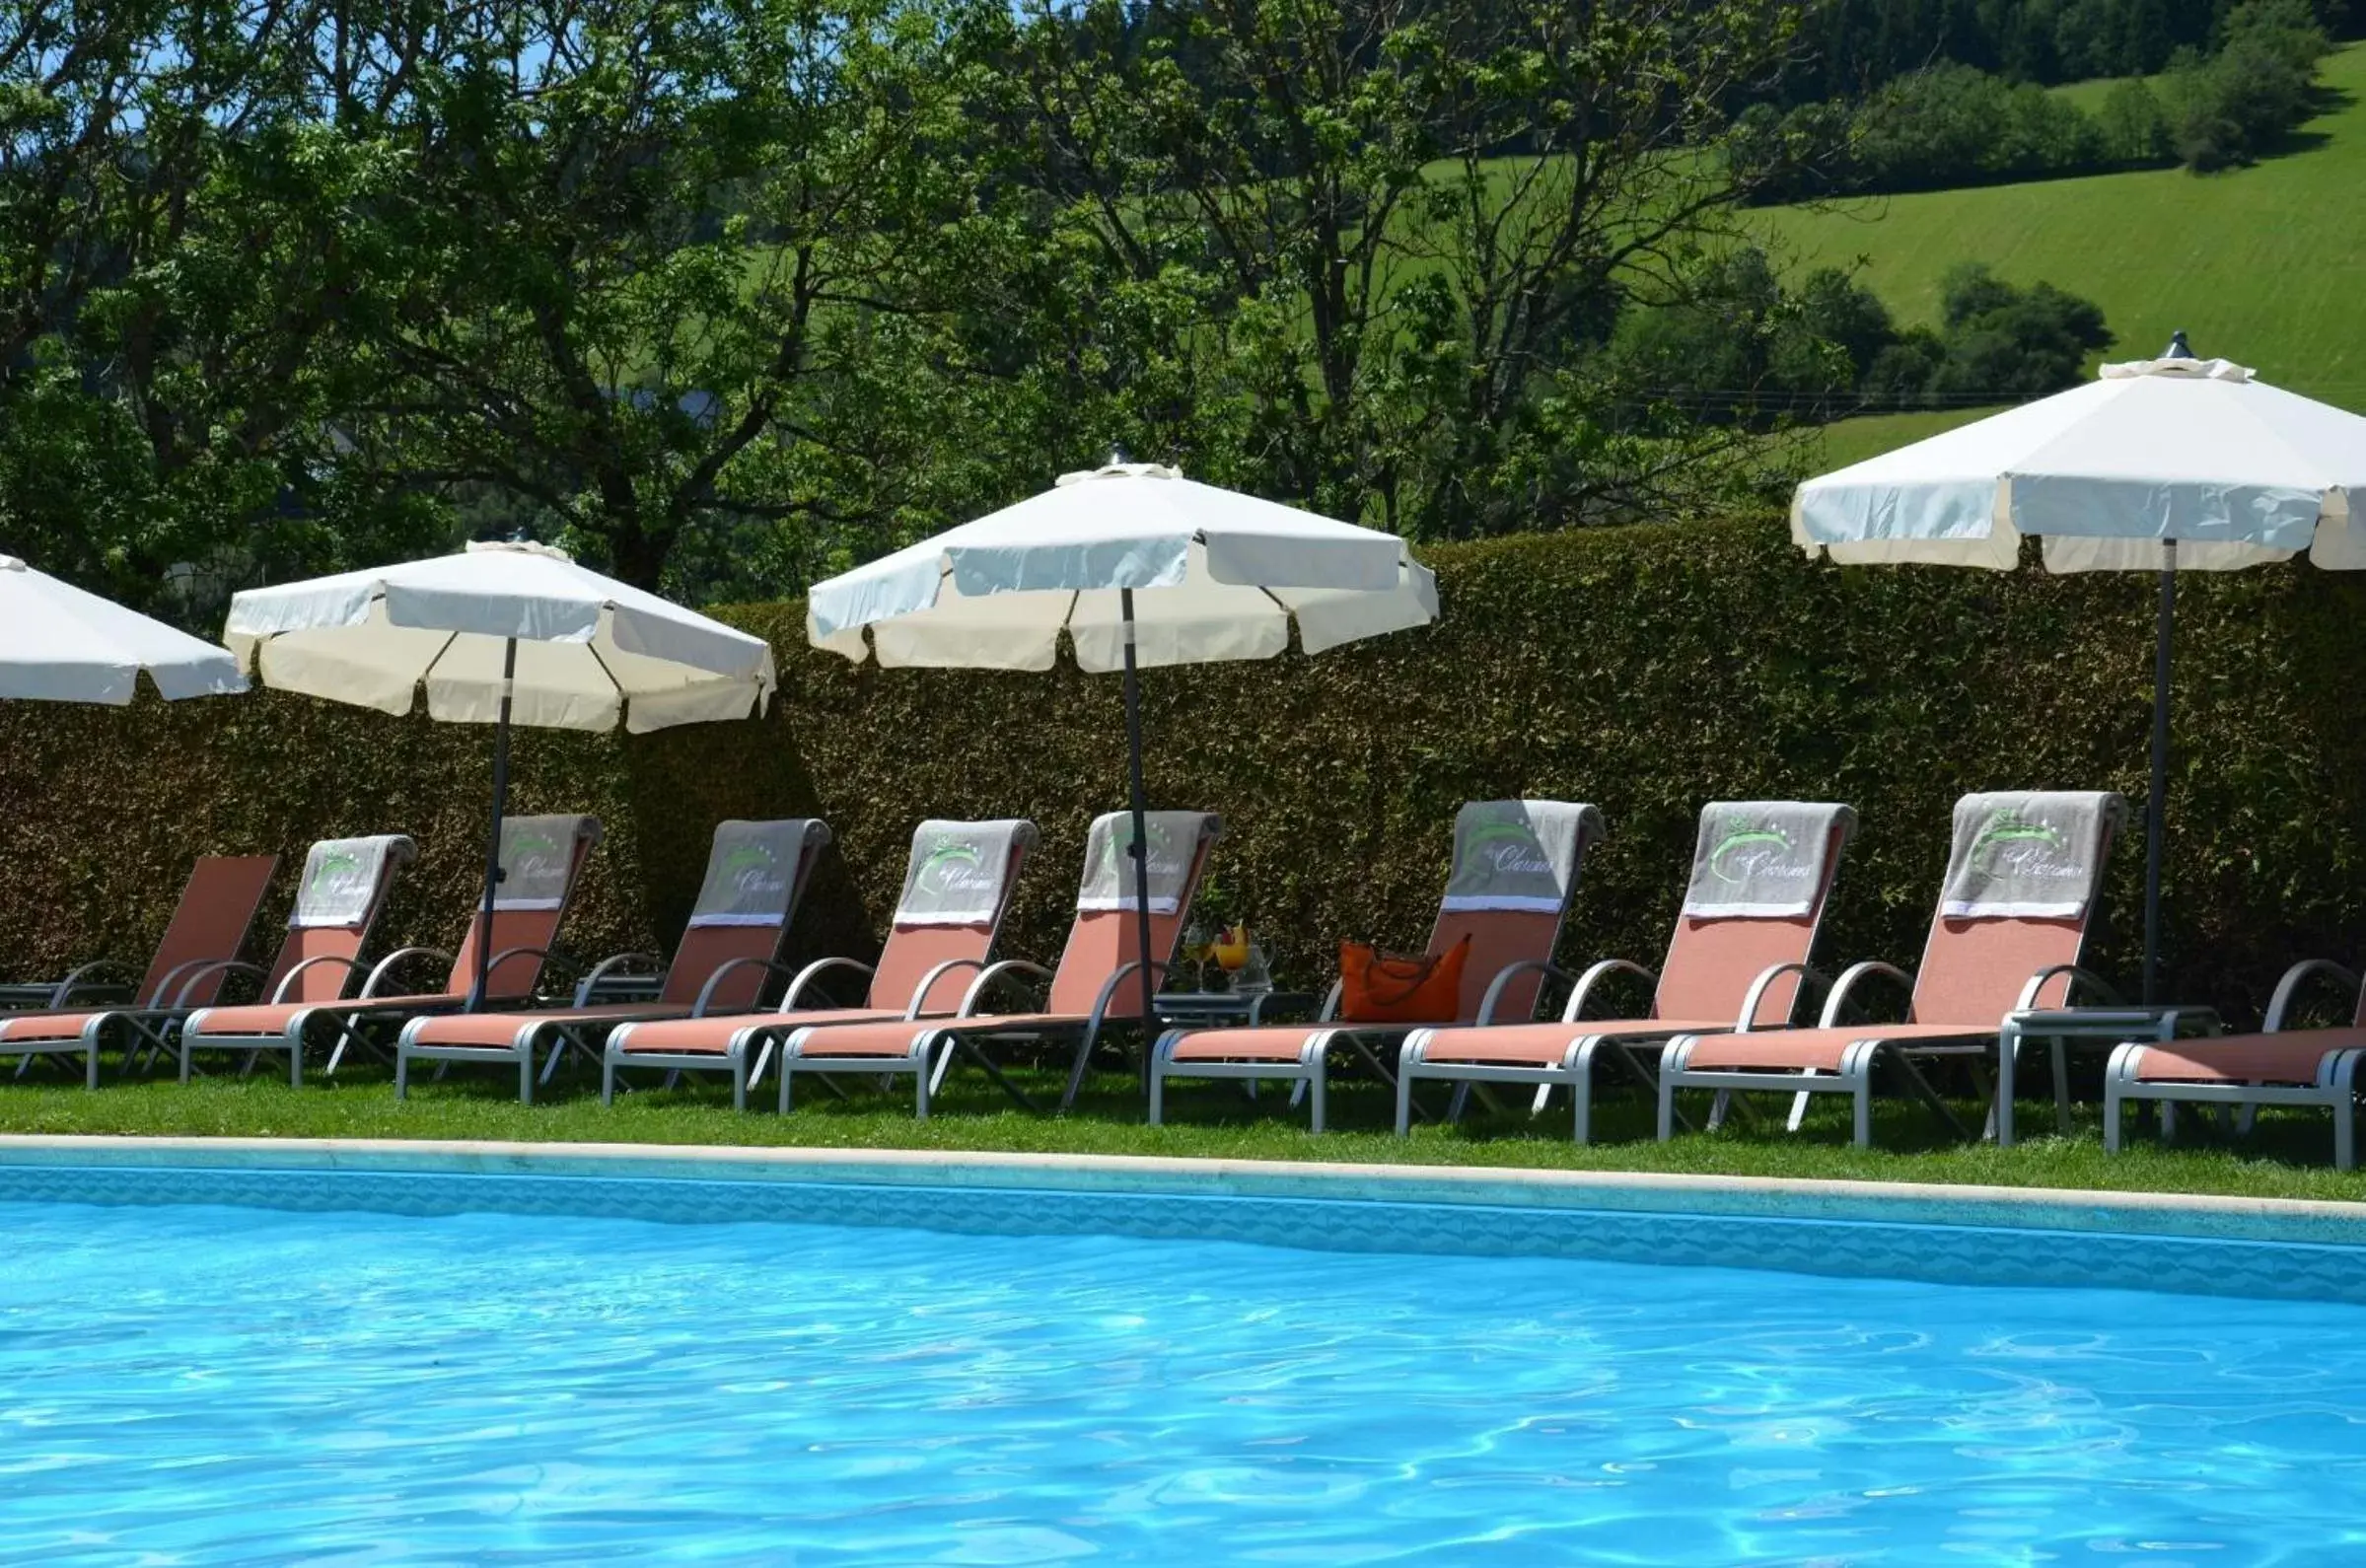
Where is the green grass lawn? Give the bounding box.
[1761,42,2366,412]
[6,1050,2364,1204]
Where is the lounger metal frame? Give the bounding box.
[779,958,1167,1119]
[1392,957,1828,1143]
[1655,962,2158,1148]
[2104,959,2366,1169]
[179,942,572,1087]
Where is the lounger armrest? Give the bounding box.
[2015,963,2121,1012]
[1089,961,1172,1029]
[267,954,369,1004]
[1733,962,1831,1031]
[49,960,138,1008]
[690,957,802,1017]
[362,947,454,998]
[1475,961,1573,1027]
[486,945,577,980]
[167,960,268,1009]
[1319,979,1344,1022]
[959,961,1054,1018]
[783,956,875,1010]
[1563,959,1658,1024]
[900,958,985,1020]
[1817,962,1914,1029]
[2265,959,2363,1033]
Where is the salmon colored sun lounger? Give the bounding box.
[2106,954,2366,1170]
[1148,800,1604,1133]
[762,810,1220,1118]
[1657,791,2126,1148]
[394,819,832,1104]
[601,818,1039,1109]
[1395,802,1856,1143]
[179,815,602,1084]
[0,853,280,1088]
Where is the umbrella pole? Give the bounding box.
[1120,589,1159,1096]
[471,636,519,1012]
[2143,548,2174,1006]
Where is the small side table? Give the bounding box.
[1154,990,1319,1030]
[1994,1004,2220,1145]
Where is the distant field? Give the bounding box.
[1765,42,2366,419]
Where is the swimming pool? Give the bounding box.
[5,1155,2366,1564]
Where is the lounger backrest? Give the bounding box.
[267,835,417,1005]
[446,815,604,999]
[1428,801,1606,1024]
[1045,812,1222,1018]
[136,855,281,1006]
[865,820,1039,1011]
[1655,806,1857,1024]
[660,820,833,1007]
[1908,792,2124,1028]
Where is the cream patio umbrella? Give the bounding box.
[1793,335,2366,1000]
[0,554,246,703]
[224,539,777,1007]
[805,459,1440,1043]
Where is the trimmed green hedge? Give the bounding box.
[5,514,2364,1026]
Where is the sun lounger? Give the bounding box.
[601,819,1040,1109]
[2105,958,2366,1169]
[1147,800,1604,1132]
[1395,802,1855,1142]
[763,810,1220,1118]
[1657,791,2125,1148]
[393,820,831,1104]
[0,854,280,1087]
[179,815,601,1084]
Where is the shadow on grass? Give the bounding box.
[2,1044,2360,1201]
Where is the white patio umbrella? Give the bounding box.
[1793,334,2366,1000]
[806,459,1440,1041]
[225,539,777,1005]
[0,554,246,703]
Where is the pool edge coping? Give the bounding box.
[3,1132,2364,1246]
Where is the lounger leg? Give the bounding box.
[732,1062,747,1112]
[1656,1079,1678,1141]
[1571,1076,1592,1146]
[2052,1038,2073,1137]
[519,1051,535,1105]
[1787,1073,1818,1132]
[748,1041,774,1091]
[602,1059,617,1106]
[1308,1065,1326,1134]
[2160,1101,2179,1142]
[1852,1076,1873,1149]
[1148,1060,1166,1126]
[1993,1033,2018,1146]
[914,1051,933,1120]
[394,1051,409,1101]
[85,1040,99,1092]
[1393,1070,1413,1135]
[2103,1081,2123,1153]
[288,1043,302,1088]
[179,1040,193,1086]
[779,1062,796,1116]
[1707,1089,1731,1132]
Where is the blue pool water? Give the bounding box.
[4,1193,2366,1565]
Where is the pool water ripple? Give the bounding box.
[3,1196,2366,1564]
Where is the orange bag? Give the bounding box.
[1338,935,1470,1024]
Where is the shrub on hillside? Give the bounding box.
[2169,0,2331,168]
[1610,256,2112,422]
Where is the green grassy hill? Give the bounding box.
[1771,41,2366,466]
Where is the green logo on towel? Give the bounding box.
[1447,820,1552,893]
[916,837,997,898]
[722,843,774,876]
[309,848,363,890]
[1971,810,2064,868]
[1708,819,1795,884]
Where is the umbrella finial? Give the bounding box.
[2163,329,2194,360]
[1106,445,1130,467]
